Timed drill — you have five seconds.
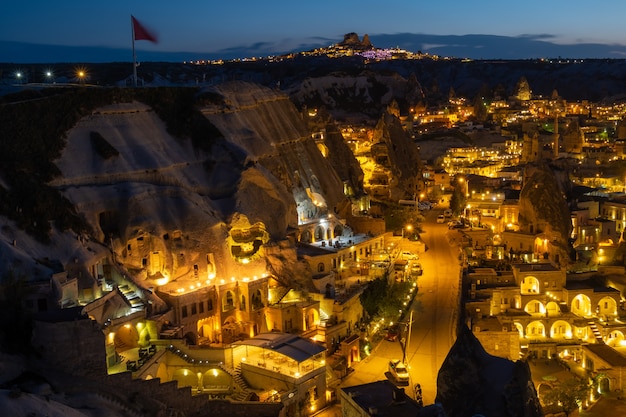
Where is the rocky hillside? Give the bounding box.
[0,83,360,287]
[8,57,626,123]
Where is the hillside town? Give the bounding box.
[5,35,626,417]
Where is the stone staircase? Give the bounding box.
[271,286,291,305]
[588,321,604,343]
[220,363,253,401]
[118,284,145,309]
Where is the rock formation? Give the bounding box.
[436,326,543,417]
[2,82,358,293]
[338,32,373,50]
[518,162,573,264]
[370,102,423,201]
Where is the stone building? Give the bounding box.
[466,261,626,383]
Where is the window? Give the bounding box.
[223,291,235,311]
[199,301,204,313]
[191,303,197,315]
[241,295,246,311]
[182,305,188,318]
[252,290,264,310]
[318,263,325,272]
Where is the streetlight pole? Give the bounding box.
[401,310,414,364]
[406,310,413,363]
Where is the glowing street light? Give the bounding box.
[44,70,54,83]
[402,224,413,239]
[15,71,22,84]
[458,176,469,197]
[75,67,88,85]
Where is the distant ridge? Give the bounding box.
[3,32,626,63]
[0,41,212,64]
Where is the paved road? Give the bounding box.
[403,210,461,404]
[339,209,462,405]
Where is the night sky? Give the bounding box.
[2,0,626,62]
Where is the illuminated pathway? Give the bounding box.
[404,209,461,405]
[339,209,462,406]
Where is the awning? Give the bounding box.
[232,332,325,363]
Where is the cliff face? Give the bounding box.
[518,162,573,262]
[371,108,423,201]
[2,82,352,288]
[200,82,350,216]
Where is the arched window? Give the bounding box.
[223,291,235,311]
[318,263,325,272]
[251,290,264,310]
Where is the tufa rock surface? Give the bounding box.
[435,326,543,417]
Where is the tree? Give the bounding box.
[542,376,589,416]
[385,205,423,235]
[472,94,488,122]
[449,182,467,217]
[360,276,388,318]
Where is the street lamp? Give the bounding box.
[44,70,53,83]
[458,176,469,197]
[15,71,22,84]
[402,224,413,239]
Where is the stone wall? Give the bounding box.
[32,312,107,377]
[102,372,283,417]
[474,330,521,360]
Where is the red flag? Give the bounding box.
[132,15,158,43]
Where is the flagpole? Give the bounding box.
[131,15,137,87]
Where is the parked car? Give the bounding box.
[401,251,418,260]
[436,214,445,223]
[418,201,432,211]
[388,359,410,382]
[448,220,463,229]
[410,262,423,276]
[385,324,399,341]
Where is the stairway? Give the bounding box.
[118,284,145,309]
[271,286,291,305]
[588,321,604,343]
[229,364,253,401]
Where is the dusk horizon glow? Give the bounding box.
[3,0,626,62]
